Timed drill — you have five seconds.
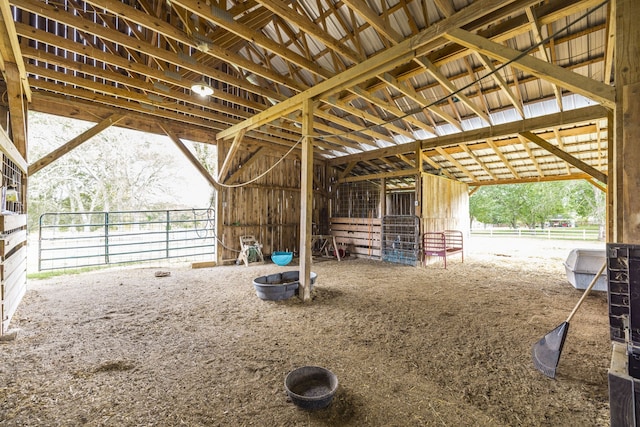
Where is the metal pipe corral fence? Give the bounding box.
[37,208,216,271]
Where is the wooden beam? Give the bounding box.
[21,47,256,120]
[15,23,282,108]
[3,64,27,158]
[604,1,616,85]
[422,151,455,179]
[397,154,415,167]
[0,126,27,173]
[414,56,491,124]
[518,131,607,184]
[553,128,572,175]
[327,105,608,166]
[475,53,525,118]
[173,0,331,80]
[160,123,221,191]
[339,161,357,179]
[350,86,437,136]
[460,143,498,180]
[517,135,544,177]
[255,0,363,63]
[339,168,419,183]
[471,172,594,186]
[28,113,125,175]
[216,0,527,141]
[13,0,296,96]
[322,97,415,141]
[26,64,241,128]
[608,109,616,242]
[487,138,520,179]
[525,6,563,111]
[218,129,247,183]
[435,147,476,181]
[313,109,385,146]
[444,27,616,109]
[615,0,640,242]
[299,98,314,302]
[380,72,462,130]
[0,1,31,101]
[340,0,403,45]
[225,147,265,184]
[586,178,607,193]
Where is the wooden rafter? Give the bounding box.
[0,0,612,189]
[340,0,403,45]
[474,53,525,118]
[217,0,531,142]
[172,0,332,80]
[553,128,572,175]
[218,129,247,183]
[486,138,520,179]
[444,27,616,109]
[380,73,462,130]
[327,105,607,166]
[518,131,607,184]
[517,135,544,177]
[460,143,498,180]
[420,152,454,179]
[525,6,563,111]
[255,0,363,63]
[350,86,437,136]
[413,57,490,124]
[435,147,476,181]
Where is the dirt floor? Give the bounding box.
[1,237,611,426]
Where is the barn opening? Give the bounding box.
[1,0,639,424]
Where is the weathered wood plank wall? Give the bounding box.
[420,173,469,233]
[216,145,328,264]
[0,133,28,335]
[330,217,382,258]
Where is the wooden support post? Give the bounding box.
[607,110,615,243]
[610,1,640,424]
[299,98,314,302]
[614,0,640,243]
[380,178,386,218]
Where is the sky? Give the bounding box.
[28,112,214,208]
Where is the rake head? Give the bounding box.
[531,322,570,379]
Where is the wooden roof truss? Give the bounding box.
[0,0,613,187]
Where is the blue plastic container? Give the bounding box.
[271,251,293,266]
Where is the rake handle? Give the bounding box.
[566,261,607,323]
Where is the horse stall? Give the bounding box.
[329,173,469,267]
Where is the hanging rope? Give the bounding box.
[215,137,303,188]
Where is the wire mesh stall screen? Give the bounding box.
[387,191,415,216]
[332,181,380,218]
[382,216,420,266]
[2,155,23,214]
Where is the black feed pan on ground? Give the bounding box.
[284,366,338,410]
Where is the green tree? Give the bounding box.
[564,180,605,224]
[27,112,198,231]
[470,182,571,228]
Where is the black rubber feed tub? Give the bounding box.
[284,366,338,410]
[252,271,317,300]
